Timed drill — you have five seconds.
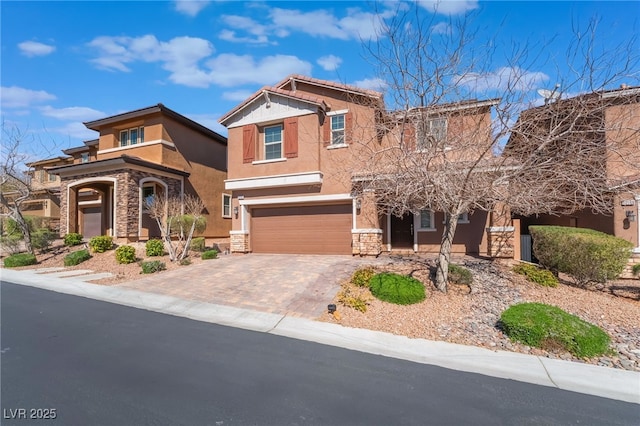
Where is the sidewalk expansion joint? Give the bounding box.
[267,314,287,334]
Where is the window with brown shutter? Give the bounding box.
[325,111,352,147]
[284,117,298,158]
[242,124,256,163]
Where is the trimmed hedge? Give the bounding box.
[201,249,218,260]
[115,245,137,264]
[63,233,84,246]
[500,303,610,358]
[530,226,632,285]
[369,272,426,305]
[4,253,37,267]
[448,263,473,286]
[88,235,113,253]
[64,249,91,266]
[513,263,558,287]
[145,239,164,257]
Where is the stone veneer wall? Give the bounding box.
[230,232,249,253]
[621,253,640,279]
[59,169,182,240]
[352,230,383,256]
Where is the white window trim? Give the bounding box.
[222,193,232,218]
[417,210,436,231]
[327,143,349,150]
[329,114,345,145]
[98,139,175,155]
[252,158,287,165]
[443,212,470,224]
[119,126,144,147]
[264,124,283,161]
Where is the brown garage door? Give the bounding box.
[251,204,352,254]
[82,207,102,238]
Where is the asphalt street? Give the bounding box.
[2,281,638,425]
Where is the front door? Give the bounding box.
[391,213,414,248]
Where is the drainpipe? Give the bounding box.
[635,195,640,253]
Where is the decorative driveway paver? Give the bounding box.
[117,254,382,318]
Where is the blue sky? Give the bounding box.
[1,1,638,160]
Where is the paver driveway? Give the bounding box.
[117,254,382,318]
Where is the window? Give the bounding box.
[417,117,447,150]
[264,125,282,160]
[419,210,435,229]
[330,114,345,145]
[120,126,144,147]
[142,185,155,209]
[81,153,89,163]
[48,172,56,182]
[222,194,232,218]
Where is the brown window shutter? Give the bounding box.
[242,124,256,163]
[345,111,353,144]
[403,122,415,151]
[323,115,331,146]
[284,117,298,158]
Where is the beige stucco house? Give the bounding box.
[219,74,513,256]
[48,104,230,242]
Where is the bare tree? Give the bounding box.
[145,193,206,262]
[352,4,640,291]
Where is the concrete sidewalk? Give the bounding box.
[2,267,639,404]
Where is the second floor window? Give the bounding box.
[120,126,144,147]
[264,125,282,160]
[81,153,89,163]
[331,114,345,145]
[417,118,447,150]
[48,172,56,182]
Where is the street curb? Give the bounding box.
[2,268,639,404]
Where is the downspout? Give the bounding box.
[635,195,640,253]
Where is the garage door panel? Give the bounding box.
[251,204,352,255]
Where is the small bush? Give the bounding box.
[369,272,426,305]
[0,235,22,254]
[351,267,375,288]
[140,260,166,274]
[145,239,164,257]
[64,249,91,266]
[115,245,137,264]
[179,258,192,266]
[632,264,640,277]
[337,289,370,313]
[63,233,84,246]
[88,235,113,253]
[190,237,206,252]
[201,249,218,260]
[513,263,559,287]
[3,253,37,267]
[448,263,473,286]
[530,226,633,285]
[500,302,610,358]
[32,228,57,252]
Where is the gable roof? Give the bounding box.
[62,139,99,155]
[84,103,227,145]
[276,74,383,99]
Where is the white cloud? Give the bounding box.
[219,15,271,44]
[40,106,105,121]
[352,77,387,92]
[222,90,255,102]
[18,41,56,57]
[205,54,312,87]
[218,29,270,45]
[51,122,98,140]
[431,22,452,35]
[454,67,549,92]
[0,86,56,108]
[317,55,342,71]
[419,0,479,16]
[174,0,210,17]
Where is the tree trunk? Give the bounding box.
[434,213,460,292]
[13,207,34,255]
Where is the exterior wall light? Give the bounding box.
[355,198,362,212]
[233,206,239,218]
[626,210,636,222]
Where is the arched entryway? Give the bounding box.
[67,178,116,238]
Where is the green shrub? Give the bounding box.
[88,235,113,253]
[140,260,166,274]
[500,303,610,358]
[337,289,370,313]
[369,272,426,305]
[513,263,559,287]
[3,253,37,267]
[448,263,473,286]
[31,228,57,252]
[190,237,206,252]
[145,239,164,257]
[64,249,91,266]
[64,233,84,246]
[179,258,192,266]
[0,234,22,254]
[115,245,137,264]
[351,267,375,287]
[632,264,640,277]
[201,249,218,260]
[530,226,633,285]
[4,216,33,235]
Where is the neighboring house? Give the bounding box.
[508,85,640,257]
[219,74,511,256]
[48,104,230,241]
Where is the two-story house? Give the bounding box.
[48,104,230,242]
[508,85,640,257]
[219,74,511,257]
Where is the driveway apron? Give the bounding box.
[117,254,379,318]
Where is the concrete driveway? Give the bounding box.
[118,254,381,318]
